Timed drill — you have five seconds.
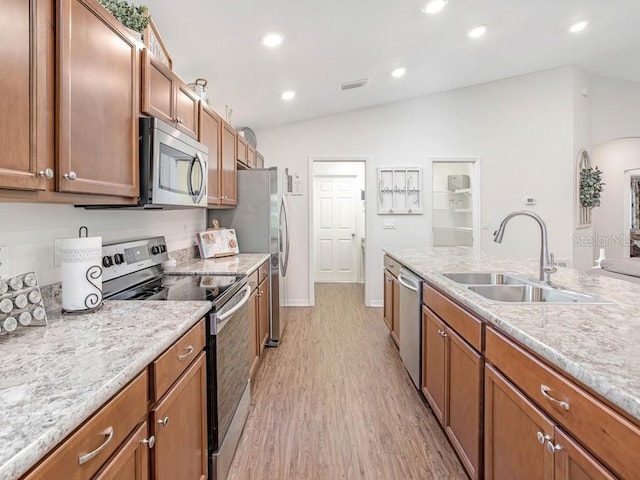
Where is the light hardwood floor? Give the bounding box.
[227,283,467,480]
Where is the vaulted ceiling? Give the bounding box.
[142,0,640,130]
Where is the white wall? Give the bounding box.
[258,67,577,306]
[590,75,640,146]
[0,204,206,285]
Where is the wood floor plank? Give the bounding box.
[227,283,467,480]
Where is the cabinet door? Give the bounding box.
[256,151,264,168]
[248,288,259,380]
[236,134,248,165]
[220,121,237,205]
[199,104,221,205]
[0,0,52,191]
[151,352,208,480]
[553,428,617,480]
[446,327,483,480]
[391,276,400,346]
[383,271,393,331]
[247,145,257,168]
[93,422,151,480]
[141,48,174,126]
[422,308,446,423]
[485,364,554,480]
[258,277,270,352]
[175,82,199,139]
[58,0,139,197]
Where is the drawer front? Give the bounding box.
[258,261,269,284]
[423,285,483,351]
[248,269,259,293]
[24,371,148,480]
[383,254,400,277]
[151,318,206,401]
[485,327,640,480]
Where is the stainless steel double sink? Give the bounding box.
[439,272,612,304]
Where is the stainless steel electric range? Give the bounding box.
[102,236,251,480]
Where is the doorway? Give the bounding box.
[309,158,367,305]
[429,158,481,251]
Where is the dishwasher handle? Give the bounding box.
[398,273,420,293]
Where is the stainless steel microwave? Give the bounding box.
[139,117,208,208]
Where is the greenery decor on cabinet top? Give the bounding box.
[97,0,149,33]
[579,166,605,208]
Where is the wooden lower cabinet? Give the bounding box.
[382,267,400,346]
[248,286,260,380]
[150,352,208,480]
[383,270,393,331]
[485,364,616,480]
[94,422,150,480]
[422,306,482,479]
[258,276,270,353]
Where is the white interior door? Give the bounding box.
[314,175,358,282]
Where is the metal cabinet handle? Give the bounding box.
[39,168,54,179]
[178,345,194,361]
[64,171,77,180]
[536,431,551,445]
[540,384,570,410]
[257,290,263,297]
[546,440,562,454]
[157,416,169,427]
[78,426,114,465]
[438,329,448,338]
[142,435,155,448]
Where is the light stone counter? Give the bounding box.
[166,253,270,276]
[0,300,211,480]
[384,247,640,423]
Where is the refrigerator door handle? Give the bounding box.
[280,196,290,276]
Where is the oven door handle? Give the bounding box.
[217,285,252,323]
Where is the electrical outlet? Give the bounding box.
[0,246,10,279]
[383,220,396,229]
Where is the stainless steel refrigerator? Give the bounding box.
[210,167,290,346]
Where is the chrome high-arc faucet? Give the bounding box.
[493,210,557,284]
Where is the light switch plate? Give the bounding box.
[0,246,10,278]
[383,220,396,229]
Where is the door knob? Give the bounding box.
[157,416,169,427]
[64,171,77,180]
[351,233,356,238]
[39,168,54,179]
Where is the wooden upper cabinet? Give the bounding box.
[236,134,248,166]
[199,104,221,205]
[256,151,264,168]
[141,49,199,139]
[247,145,257,168]
[57,0,139,197]
[0,0,54,191]
[220,121,237,205]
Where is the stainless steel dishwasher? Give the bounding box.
[398,267,423,389]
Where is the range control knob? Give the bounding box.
[102,256,113,268]
[159,245,167,253]
[151,246,160,255]
[114,253,125,265]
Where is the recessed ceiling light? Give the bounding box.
[467,25,487,38]
[262,32,284,48]
[391,68,407,78]
[281,90,296,101]
[569,21,588,33]
[422,0,448,15]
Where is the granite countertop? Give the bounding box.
[166,253,270,276]
[384,247,640,423]
[0,300,211,480]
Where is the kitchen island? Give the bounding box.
[0,300,211,480]
[385,247,640,480]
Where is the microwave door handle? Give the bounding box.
[186,157,196,201]
[193,152,206,204]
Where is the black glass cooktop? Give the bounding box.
[109,273,246,308]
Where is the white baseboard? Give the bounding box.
[368,300,383,308]
[283,299,312,307]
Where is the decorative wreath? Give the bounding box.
[579,166,605,208]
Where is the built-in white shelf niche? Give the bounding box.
[377,167,422,214]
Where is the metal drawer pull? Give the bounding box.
[157,416,169,427]
[438,329,448,338]
[540,384,570,410]
[78,426,114,465]
[178,345,194,361]
[536,431,551,445]
[546,441,562,454]
[142,435,155,448]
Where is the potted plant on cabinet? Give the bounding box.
[97,0,149,38]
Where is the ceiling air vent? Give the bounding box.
[340,78,370,91]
